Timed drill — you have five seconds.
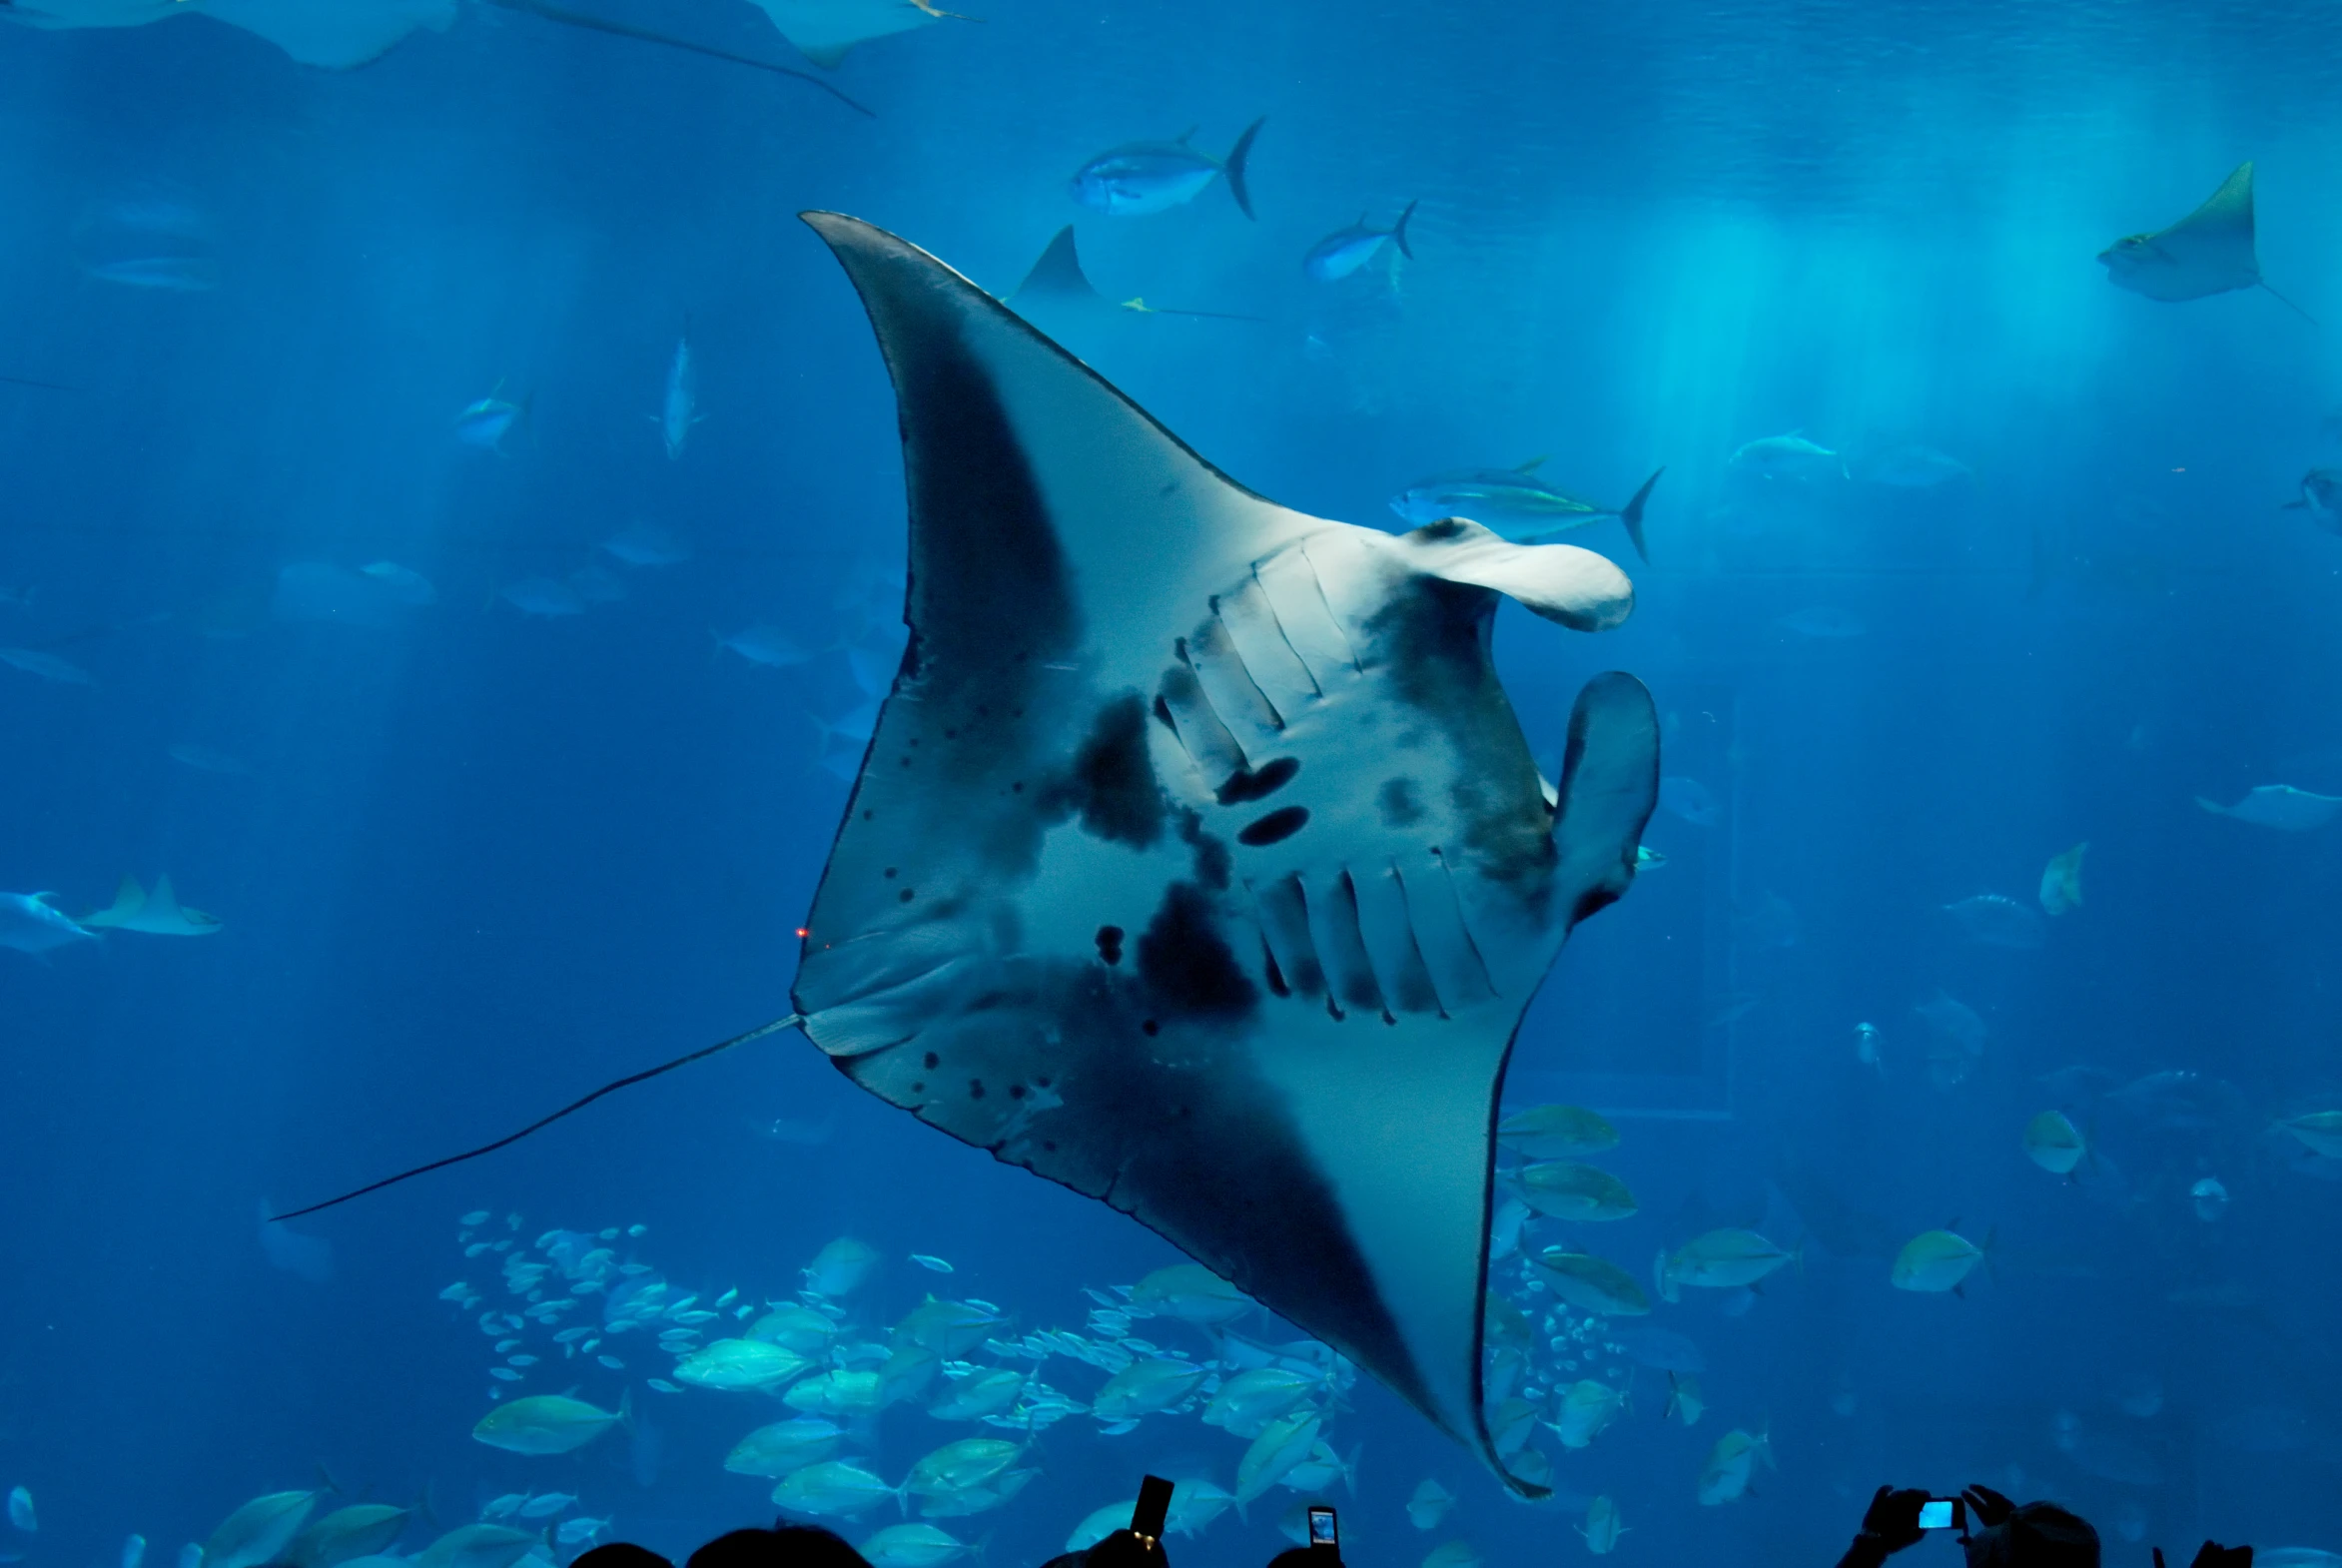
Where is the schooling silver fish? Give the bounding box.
[1070,118,1266,219]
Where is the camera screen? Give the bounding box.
[1307,1508,1338,1545]
[1919,1500,1954,1530]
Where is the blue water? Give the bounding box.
[4,3,2341,1567]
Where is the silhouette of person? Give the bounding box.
[1083,1529,1170,1568]
[2157,1546,2251,1568]
[685,1526,871,1568]
[1835,1485,2102,1568]
[574,1547,674,1568]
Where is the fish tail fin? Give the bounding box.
[1342,1441,1362,1496]
[418,1484,440,1530]
[1390,198,1418,261]
[2261,280,2319,325]
[318,1461,346,1496]
[1223,117,1267,220]
[1979,1226,1997,1283]
[1619,466,1663,563]
[618,1383,633,1431]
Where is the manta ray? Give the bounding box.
[744,0,956,69]
[2098,162,2312,320]
[2,0,873,112]
[281,215,1660,1492]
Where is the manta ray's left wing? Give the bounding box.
[2151,161,2262,296]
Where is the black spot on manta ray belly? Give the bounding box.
[1095,925,1125,965]
[1062,694,1164,848]
[1236,806,1310,847]
[1378,777,1423,826]
[1135,881,1258,1019]
[1174,808,1231,890]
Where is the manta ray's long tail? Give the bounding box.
[480,0,876,118]
[2263,281,2320,326]
[269,1013,805,1221]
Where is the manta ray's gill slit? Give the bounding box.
[1256,544,1361,679]
[1421,847,1500,1002]
[1156,659,1247,780]
[1213,577,1322,706]
[1309,870,1391,1022]
[1257,937,1291,997]
[1249,874,1326,1005]
[1187,614,1286,737]
[1351,861,1445,1018]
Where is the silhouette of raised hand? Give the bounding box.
[1959,1486,2016,1532]
[1861,1487,1930,1554]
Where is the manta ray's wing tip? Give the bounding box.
[799,209,866,239]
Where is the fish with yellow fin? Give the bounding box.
[2021,1111,2089,1176]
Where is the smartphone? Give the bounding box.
[1919,1498,1966,1531]
[1307,1506,1339,1547]
[1132,1475,1174,1541]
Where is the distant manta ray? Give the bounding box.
[1,0,873,115]
[2098,161,2313,321]
[1007,226,1263,323]
[277,214,1661,1494]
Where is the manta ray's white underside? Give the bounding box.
[790,213,1660,1491]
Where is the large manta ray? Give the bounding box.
[279,214,1660,1494]
[788,214,1658,1490]
[2098,161,2311,320]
